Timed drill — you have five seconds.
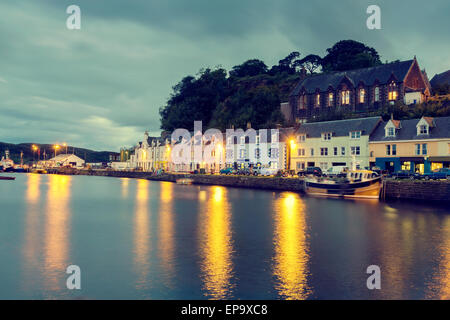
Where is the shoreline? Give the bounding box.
[37,168,450,204]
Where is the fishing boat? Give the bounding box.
[304,169,382,200]
[176,178,193,185]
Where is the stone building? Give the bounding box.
[282,57,431,124]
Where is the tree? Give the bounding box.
[159,68,228,131]
[297,54,322,74]
[269,51,301,75]
[229,59,268,78]
[321,40,382,72]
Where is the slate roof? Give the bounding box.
[430,70,450,87]
[370,116,450,142]
[295,117,382,138]
[290,60,414,96]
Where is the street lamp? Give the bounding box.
[54,145,60,158]
[63,143,68,154]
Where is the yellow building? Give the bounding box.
[369,116,450,174]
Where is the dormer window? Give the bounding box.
[387,127,395,137]
[350,131,361,139]
[297,134,306,142]
[322,132,332,141]
[418,125,429,135]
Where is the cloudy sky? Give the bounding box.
[0,0,449,151]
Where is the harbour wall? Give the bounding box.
[54,168,450,203]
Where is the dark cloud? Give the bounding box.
[0,0,448,150]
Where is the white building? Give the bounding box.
[42,154,85,168]
[290,117,382,171]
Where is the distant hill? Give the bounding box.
[0,142,118,164]
[431,70,450,87]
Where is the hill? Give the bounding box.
[0,142,117,164]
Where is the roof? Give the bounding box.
[49,154,84,161]
[430,70,450,87]
[295,117,382,138]
[290,60,414,96]
[370,116,450,142]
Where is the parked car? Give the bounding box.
[237,168,252,176]
[323,166,347,178]
[390,170,420,180]
[259,167,279,176]
[422,168,450,180]
[298,167,322,177]
[220,167,236,175]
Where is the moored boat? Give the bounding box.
[0,176,16,180]
[304,170,382,200]
[176,178,193,185]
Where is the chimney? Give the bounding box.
[247,122,251,129]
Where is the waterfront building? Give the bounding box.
[369,116,450,174]
[290,117,382,171]
[41,154,85,168]
[282,58,431,124]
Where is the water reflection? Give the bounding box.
[43,175,72,292]
[158,182,175,286]
[133,179,151,290]
[22,174,42,290]
[121,178,130,198]
[273,193,311,299]
[199,186,234,299]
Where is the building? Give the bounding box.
[369,116,450,174]
[290,117,382,171]
[284,58,431,123]
[42,154,85,168]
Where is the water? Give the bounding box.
[0,173,449,300]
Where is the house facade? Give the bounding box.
[290,117,382,171]
[369,116,450,174]
[284,58,431,123]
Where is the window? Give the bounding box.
[415,144,421,155]
[341,147,345,156]
[310,148,314,156]
[387,127,395,137]
[227,137,232,144]
[350,131,361,139]
[269,148,279,158]
[359,88,365,103]
[334,147,338,156]
[256,135,260,144]
[255,148,260,158]
[422,143,427,155]
[351,146,360,156]
[297,134,306,142]
[388,82,398,101]
[320,148,328,156]
[392,144,397,156]
[271,133,278,143]
[320,162,328,170]
[323,132,332,140]
[386,145,391,156]
[316,94,320,107]
[341,90,350,105]
[239,149,246,158]
[297,148,305,156]
[296,162,305,170]
[240,136,245,144]
[419,125,428,135]
[328,92,334,106]
[226,149,233,158]
[374,86,380,102]
[298,94,307,110]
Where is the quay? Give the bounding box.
[44,168,450,204]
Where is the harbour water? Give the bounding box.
[0,173,449,299]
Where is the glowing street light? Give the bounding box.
[54,145,60,158]
[63,142,68,154]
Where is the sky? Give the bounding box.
[0,0,449,151]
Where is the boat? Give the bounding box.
[0,176,16,180]
[304,169,382,199]
[176,178,193,185]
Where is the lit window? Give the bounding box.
[359,88,365,103]
[298,95,307,110]
[341,90,350,105]
[388,82,397,101]
[328,92,334,106]
[316,94,320,107]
